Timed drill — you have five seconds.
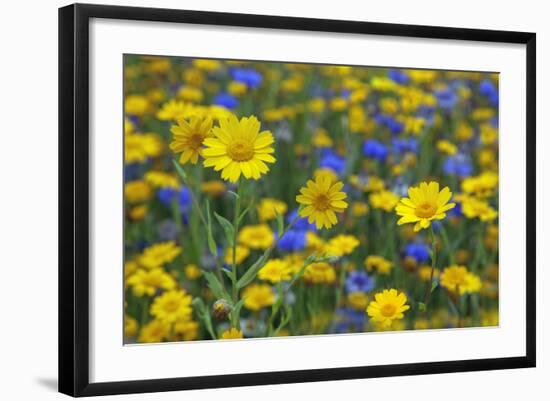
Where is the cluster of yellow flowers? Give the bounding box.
[123,55,499,341]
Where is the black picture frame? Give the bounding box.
[59,3,536,397]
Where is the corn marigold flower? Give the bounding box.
[238,224,274,250]
[125,180,152,203]
[150,289,193,324]
[184,264,202,280]
[138,241,182,269]
[459,195,498,222]
[369,190,399,212]
[242,283,275,311]
[221,327,244,339]
[157,99,195,121]
[170,115,214,165]
[347,292,370,311]
[224,245,250,265]
[367,289,410,328]
[364,255,393,275]
[138,319,170,343]
[296,176,348,230]
[202,115,275,182]
[326,234,360,257]
[125,94,151,116]
[256,198,287,222]
[124,315,138,337]
[144,171,179,189]
[436,139,458,155]
[304,262,336,285]
[440,265,482,295]
[461,171,499,198]
[127,268,176,297]
[125,132,164,164]
[418,266,440,281]
[258,259,293,283]
[174,319,199,341]
[200,180,226,197]
[395,181,456,232]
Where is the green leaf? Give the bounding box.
[237,249,271,289]
[172,159,188,184]
[213,212,234,247]
[192,297,206,312]
[203,271,227,300]
[275,209,284,239]
[221,268,233,281]
[431,280,438,292]
[418,302,426,312]
[237,197,255,227]
[205,201,218,258]
[227,190,240,199]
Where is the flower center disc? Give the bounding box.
[313,194,331,211]
[164,300,179,312]
[188,133,204,150]
[415,202,437,218]
[381,303,397,317]
[228,140,254,161]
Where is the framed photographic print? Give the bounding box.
[58,3,536,397]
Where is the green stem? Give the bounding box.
[423,225,437,306]
[227,180,245,330]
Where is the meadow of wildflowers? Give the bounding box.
[123,55,499,343]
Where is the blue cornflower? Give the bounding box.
[276,229,307,252]
[230,68,263,88]
[404,243,430,264]
[213,92,239,109]
[319,148,346,175]
[479,79,499,107]
[345,271,375,293]
[391,137,418,154]
[330,307,367,334]
[157,187,192,212]
[375,114,404,134]
[363,139,388,162]
[443,154,473,177]
[435,88,458,110]
[388,69,410,84]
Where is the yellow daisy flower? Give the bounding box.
[365,255,393,275]
[367,289,410,327]
[224,245,250,265]
[440,265,482,295]
[126,268,176,297]
[237,224,274,250]
[296,176,349,229]
[326,234,360,257]
[170,115,214,165]
[202,115,276,183]
[138,319,170,343]
[370,190,400,212]
[303,262,336,285]
[395,181,456,232]
[221,327,244,339]
[242,283,275,311]
[256,198,288,222]
[138,241,182,269]
[258,259,292,283]
[150,290,193,323]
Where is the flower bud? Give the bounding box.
[212,299,232,320]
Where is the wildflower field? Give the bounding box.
[123,55,499,343]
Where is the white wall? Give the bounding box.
[0,0,546,399]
